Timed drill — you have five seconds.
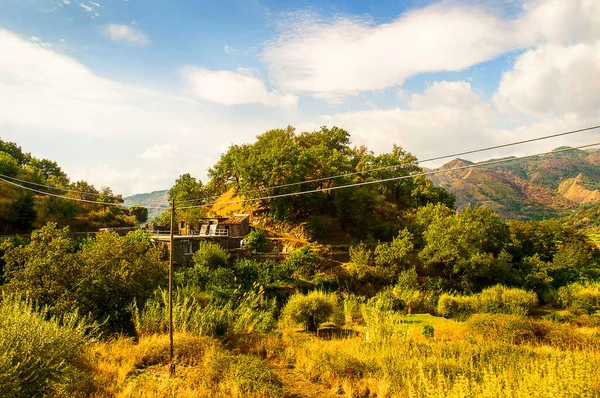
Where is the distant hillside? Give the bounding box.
[0,138,136,234]
[124,190,168,221]
[429,147,600,220]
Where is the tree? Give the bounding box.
[169,173,207,226]
[129,205,149,223]
[29,158,67,181]
[243,229,269,253]
[0,152,19,177]
[11,193,37,231]
[418,205,511,290]
[2,224,167,334]
[280,291,337,332]
[374,229,414,279]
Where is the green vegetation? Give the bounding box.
[0,294,95,397]
[0,138,139,234]
[2,131,600,396]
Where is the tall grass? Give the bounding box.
[281,318,600,397]
[90,332,284,398]
[0,294,96,397]
[438,285,538,319]
[133,286,276,337]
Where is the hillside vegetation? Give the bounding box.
[0,138,142,234]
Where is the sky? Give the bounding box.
[0,0,599,196]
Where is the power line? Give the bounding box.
[175,124,600,204]
[177,142,600,210]
[0,177,169,210]
[0,172,120,198]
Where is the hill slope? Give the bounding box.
[123,189,169,221]
[429,147,600,220]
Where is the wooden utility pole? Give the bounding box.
[169,199,175,376]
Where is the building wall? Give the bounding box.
[158,236,248,268]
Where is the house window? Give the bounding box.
[180,221,185,229]
[184,240,193,255]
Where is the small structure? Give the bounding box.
[152,214,251,267]
[178,214,250,237]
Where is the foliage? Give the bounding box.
[244,228,269,253]
[2,224,167,334]
[10,192,37,230]
[437,285,538,319]
[282,246,320,278]
[373,229,414,278]
[0,294,95,397]
[168,173,206,226]
[558,281,600,312]
[280,291,338,332]
[0,151,19,177]
[419,205,511,289]
[134,286,276,337]
[128,205,148,223]
[192,241,231,269]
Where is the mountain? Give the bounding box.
[123,189,169,221]
[429,147,600,220]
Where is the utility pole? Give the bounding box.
[169,198,175,376]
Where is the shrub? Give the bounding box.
[438,285,538,319]
[478,285,538,316]
[283,246,320,278]
[437,293,478,319]
[342,293,365,326]
[558,281,600,312]
[421,324,435,339]
[243,229,269,253]
[466,314,538,345]
[192,241,230,269]
[0,294,95,397]
[280,291,338,332]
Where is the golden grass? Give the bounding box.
[88,333,284,398]
[277,315,600,398]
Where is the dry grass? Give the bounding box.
[276,313,600,398]
[88,333,284,398]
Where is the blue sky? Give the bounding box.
[1,0,599,195]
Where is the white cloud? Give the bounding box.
[80,3,93,12]
[63,0,71,4]
[518,0,600,45]
[183,67,298,108]
[263,4,522,99]
[494,42,600,119]
[224,44,235,54]
[90,1,100,7]
[0,28,271,195]
[104,24,149,45]
[137,144,178,160]
[318,81,497,160]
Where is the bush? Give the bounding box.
[437,285,538,319]
[478,285,538,316]
[243,229,269,253]
[342,293,365,326]
[0,294,95,397]
[192,241,230,269]
[558,281,600,312]
[437,293,477,319]
[280,291,338,332]
[283,246,320,278]
[421,324,435,339]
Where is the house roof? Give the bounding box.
[220,214,249,225]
